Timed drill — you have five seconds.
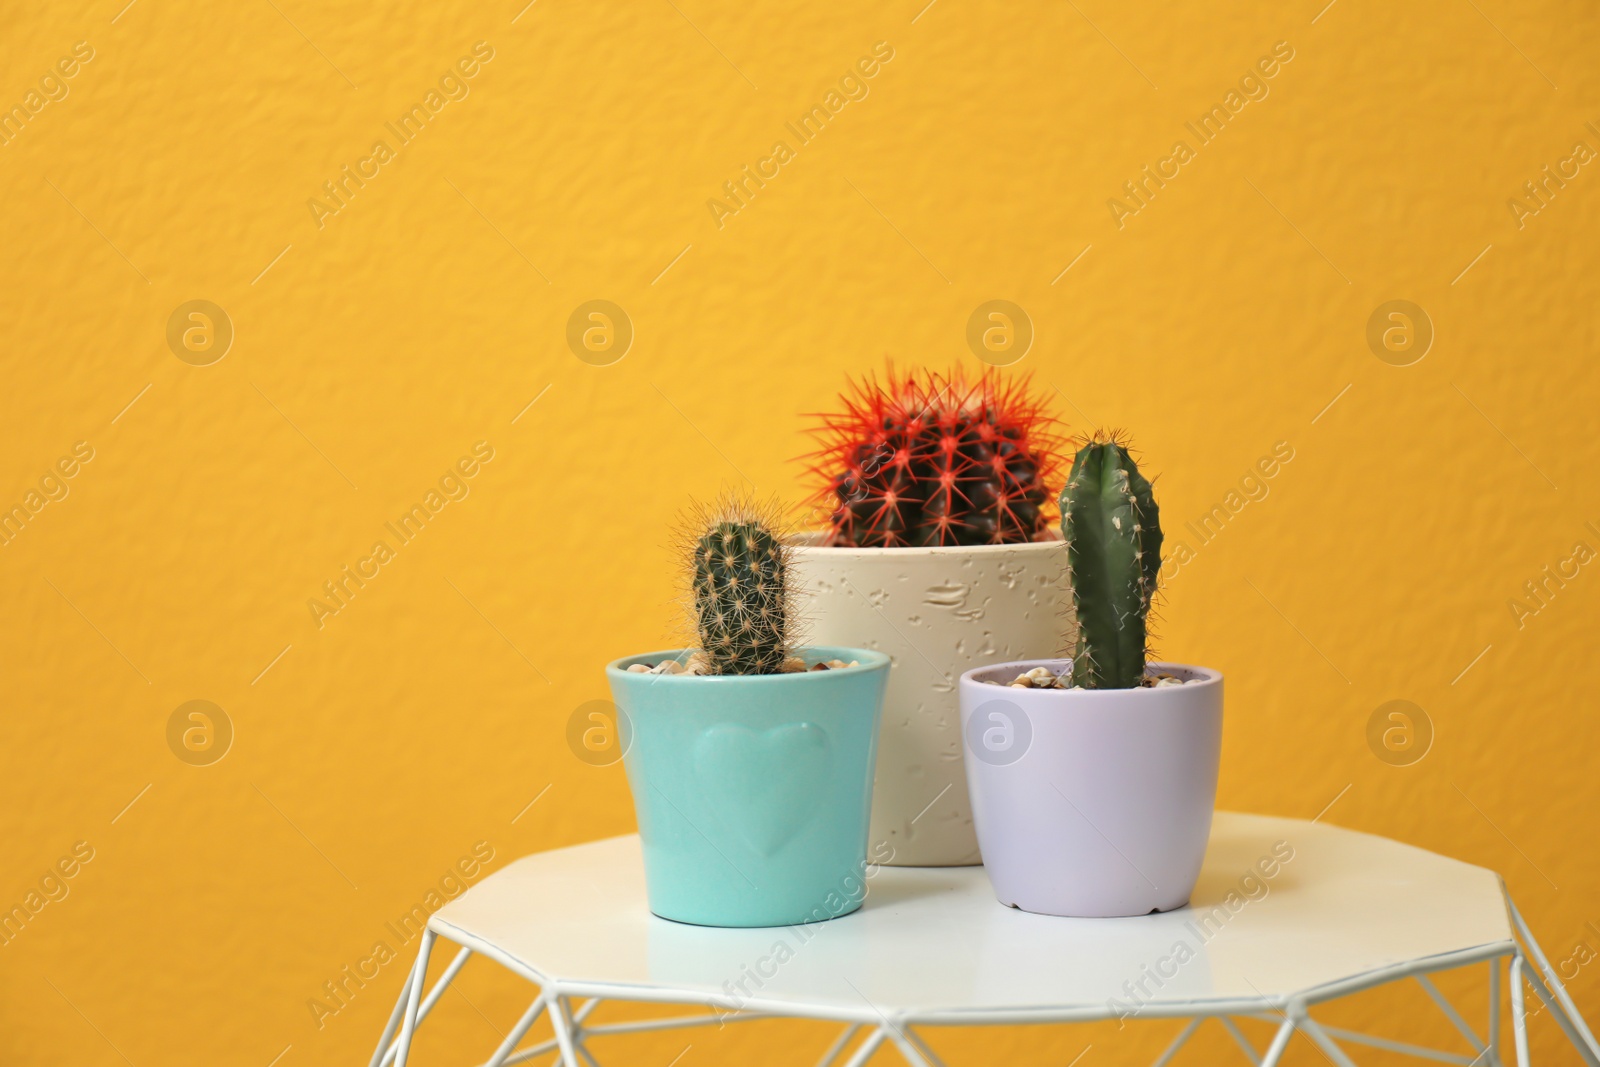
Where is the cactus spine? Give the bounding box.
[1059,436,1162,689]
[805,366,1066,547]
[685,499,795,675]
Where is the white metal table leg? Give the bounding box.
[1297,1015,1360,1067]
[380,947,473,1067]
[816,1024,861,1066]
[1311,1020,1488,1062]
[838,1026,888,1067]
[572,998,602,1026]
[1518,955,1600,1067]
[1509,897,1600,1059]
[1510,957,1530,1067]
[548,993,584,1067]
[394,929,436,1067]
[1219,1016,1262,1064]
[1151,1017,1203,1067]
[569,998,604,1067]
[886,1027,932,1067]
[369,951,422,1067]
[903,1027,950,1067]
[485,991,550,1067]
[1259,1018,1297,1067]
[1418,973,1490,1059]
[1488,958,1501,1067]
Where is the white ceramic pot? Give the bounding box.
[958,659,1223,916]
[789,538,1070,866]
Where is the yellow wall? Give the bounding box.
[2,0,1597,1063]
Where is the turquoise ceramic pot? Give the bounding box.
[606,646,890,928]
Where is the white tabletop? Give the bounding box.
[429,812,1513,1023]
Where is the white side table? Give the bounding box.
[371,812,1599,1067]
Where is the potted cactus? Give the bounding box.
[957,434,1223,917]
[606,497,890,927]
[789,366,1071,866]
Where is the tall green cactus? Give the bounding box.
[688,501,794,675]
[1059,436,1163,689]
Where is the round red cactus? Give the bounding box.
[804,366,1067,547]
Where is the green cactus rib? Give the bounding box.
[693,519,790,675]
[1059,439,1163,689]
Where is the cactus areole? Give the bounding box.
[805,367,1065,547]
[1059,437,1163,689]
[691,513,793,676]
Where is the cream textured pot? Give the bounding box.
[958,659,1224,917]
[789,537,1070,866]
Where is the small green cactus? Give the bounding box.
[1059,435,1163,689]
[682,497,796,675]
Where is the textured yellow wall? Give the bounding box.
[1,0,1597,1064]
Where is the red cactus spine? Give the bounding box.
[805,367,1066,547]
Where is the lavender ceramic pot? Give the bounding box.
[958,659,1223,917]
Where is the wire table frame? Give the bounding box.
[371,814,1599,1066]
